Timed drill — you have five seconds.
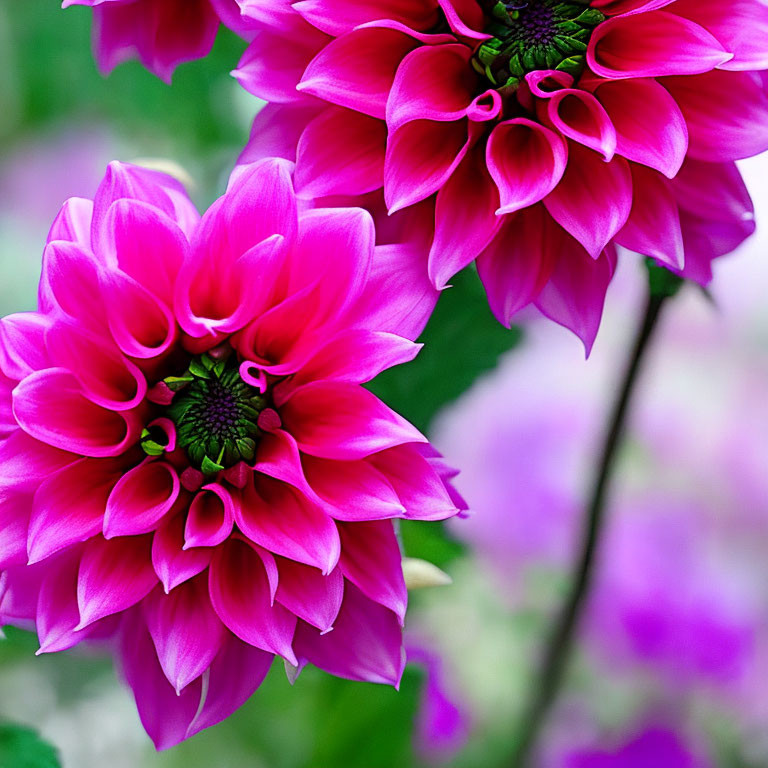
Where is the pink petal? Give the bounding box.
[487,118,568,215]
[298,27,417,119]
[544,143,632,258]
[12,368,142,458]
[476,205,557,327]
[101,198,188,306]
[208,537,298,663]
[0,430,76,495]
[185,633,274,739]
[0,489,32,569]
[385,118,472,213]
[429,142,501,289]
[337,520,407,623]
[99,268,177,360]
[290,329,420,389]
[144,576,226,693]
[46,197,93,254]
[77,534,157,628]
[152,511,213,593]
[535,241,617,356]
[28,456,125,564]
[275,558,344,631]
[663,69,768,162]
[348,241,440,340]
[295,107,387,199]
[233,29,324,102]
[615,164,684,270]
[595,77,688,178]
[184,484,236,548]
[235,475,341,573]
[387,44,475,133]
[369,443,460,521]
[303,455,406,521]
[0,313,51,381]
[239,102,322,165]
[293,0,439,36]
[104,460,180,538]
[36,549,87,654]
[45,320,147,411]
[588,11,732,78]
[119,611,203,751]
[294,581,405,686]
[280,380,427,460]
[546,89,616,161]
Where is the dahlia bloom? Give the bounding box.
[0,158,462,749]
[63,0,259,81]
[235,0,767,350]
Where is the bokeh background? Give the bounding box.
[1,3,767,767]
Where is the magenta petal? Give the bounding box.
[296,107,387,199]
[275,558,344,632]
[102,198,188,306]
[429,144,501,290]
[535,242,617,356]
[144,576,226,693]
[386,44,475,133]
[664,69,768,162]
[281,380,427,460]
[235,475,341,573]
[0,489,32,569]
[104,460,180,539]
[370,443,460,521]
[595,77,688,178]
[186,634,274,739]
[39,240,104,329]
[208,537,298,663]
[487,118,568,215]
[0,313,51,381]
[0,430,75,495]
[152,512,213,594]
[338,520,407,623]
[45,321,147,411]
[12,368,141,458]
[546,88,617,161]
[384,118,471,213]
[291,329,421,389]
[299,27,417,120]
[119,611,203,751]
[294,581,405,686]
[544,143,632,259]
[46,197,93,254]
[293,0,439,36]
[77,535,157,628]
[36,548,95,655]
[28,456,125,564]
[588,11,732,78]
[476,206,556,327]
[615,164,684,270]
[303,455,405,521]
[184,484,235,548]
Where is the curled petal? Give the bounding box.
[487,118,568,216]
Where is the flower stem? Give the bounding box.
[509,277,677,766]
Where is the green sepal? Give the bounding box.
[201,455,225,475]
[645,259,684,299]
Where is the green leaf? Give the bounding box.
[368,267,522,434]
[0,723,61,768]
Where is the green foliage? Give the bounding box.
[0,724,61,768]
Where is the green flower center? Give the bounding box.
[145,352,267,474]
[473,1,604,90]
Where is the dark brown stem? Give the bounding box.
[509,287,671,767]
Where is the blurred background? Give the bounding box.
[1,3,767,767]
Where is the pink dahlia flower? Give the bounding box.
[0,158,462,749]
[234,0,767,350]
[63,0,260,82]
